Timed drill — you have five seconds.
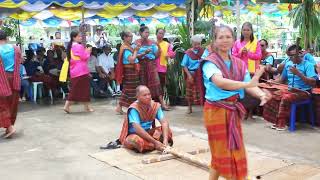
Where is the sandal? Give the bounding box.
[115,108,125,115]
[162,106,171,111]
[63,108,70,114]
[4,128,16,139]
[100,139,121,149]
[85,108,95,113]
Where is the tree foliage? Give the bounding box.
[0,18,22,44]
[289,0,320,49]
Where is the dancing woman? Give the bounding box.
[203,25,271,180]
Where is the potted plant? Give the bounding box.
[165,24,191,106]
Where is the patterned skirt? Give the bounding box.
[119,66,140,107]
[185,71,201,105]
[0,73,19,128]
[313,93,320,126]
[204,102,247,180]
[139,60,163,99]
[68,74,90,102]
[262,89,310,127]
[123,127,173,153]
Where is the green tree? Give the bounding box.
[0,18,22,44]
[289,0,320,49]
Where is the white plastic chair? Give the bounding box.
[32,82,53,102]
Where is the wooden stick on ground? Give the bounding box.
[162,147,210,170]
[142,147,209,164]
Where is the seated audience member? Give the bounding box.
[88,46,106,96]
[97,44,120,96]
[26,53,58,94]
[20,58,31,101]
[28,36,41,54]
[260,39,276,79]
[277,46,316,74]
[263,44,317,131]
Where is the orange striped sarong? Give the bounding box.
[204,102,247,180]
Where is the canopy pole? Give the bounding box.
[191,0,194,36]
[17,20,21,49]
[80,7,87,45]
[236,0,240,39]
[188,0,195,37]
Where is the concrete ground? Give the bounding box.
[0,98,320,180]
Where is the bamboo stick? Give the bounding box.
[162,147,210,170]
[142,147,209,164]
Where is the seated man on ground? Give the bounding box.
[119,85,173,153]
[263,44,317,131]
[97,44,120,96]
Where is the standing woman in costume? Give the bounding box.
[202,25,271,180]
[155,28,176,96]
[181,34,204,114]
[232,22,262,119]
[0,30,21,138]
[232,22,262,73]
[135,26,169,110]
[63,31,93,113]
[115,31,141,114]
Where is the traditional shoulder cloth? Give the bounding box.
[185,47,204,60]
[59,57,69,82]
[119,100,161,144]
[0,45,21,97]
[135,38,154,46]
[204,52,247,150]
[243,37,258,73]
[115,43,134,84]
[158,40,169,66]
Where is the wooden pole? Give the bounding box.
[163,147,210,170]
[142,147,209,164]
[236,0,240,39]
[17,20,21,49]
[80,7,87,45]
[188,0,195,37]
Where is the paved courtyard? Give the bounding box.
[0,98,320,180]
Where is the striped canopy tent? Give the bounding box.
[199,0,305,18]
[0,0,187,24]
